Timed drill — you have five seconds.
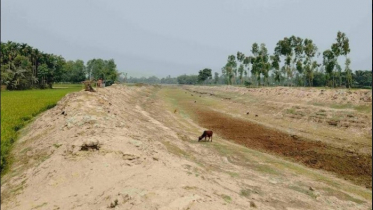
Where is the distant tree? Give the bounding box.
[353,70,372,88]
[177,74,198,85]
[313,71,326,87]
[197,68,212,84]
[236,51,245,84]
[322,49,336,87]
[225,55,236,85]
[37,63,50,88]
[87,58,119,82]
[275,37,293,85]
[250,43,260,86]
[329,31,350,88]
[238,64,244,84]
[214,72,219,84]
[250,43,270,86]
[290,36,304,82]
[271,54,281,85]
[303,39,318,86]
[345,58,352,88]
[243,56,251,81]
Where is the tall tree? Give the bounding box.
[225,55,237,85]
[250,43,270,86]
[271,54,281,85]
[236,51,245,84]
[243,56,251,81]
[331,31,351,88]
[345,58,352,88]
[214,72,219,84]
[274,37,292,85]
[322,49,336,87]
[303,39,318,86]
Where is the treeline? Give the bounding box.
[124,75,177,84]
[217,31,371,88]
[1,41,120,90]
[125,70,371,88]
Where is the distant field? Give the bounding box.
[1,86,83,173]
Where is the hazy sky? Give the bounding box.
[2,0,372,77]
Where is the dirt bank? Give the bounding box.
[191,106,372,188]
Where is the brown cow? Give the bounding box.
[198,131,213,142]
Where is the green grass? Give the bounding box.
[240,189,251,198]
[1,86,82,173]
[220,194,232,203]
[288,185,318,199]
[321,187,366,204]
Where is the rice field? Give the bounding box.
[1,85,82,173]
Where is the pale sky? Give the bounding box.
[2,0,372,77]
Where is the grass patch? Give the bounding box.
[274,161,372,201]
[354,105,372,113]
[31,202,48,209]
[1,86,82,174]
[311,102,325,107]
[330,104,354,109]
[162,141,192,159]
[288,185,317,199]
[240,189,251,198]
[255,164,280,175]
[316,112,327,116]
[220,194,232,203]
[312,102,371,113]
[10,183,24,195]
[286,108,296,114]
[183,186,198,190]
[227,171,239,178]
[321,187,366,204]
[210,143,234,156]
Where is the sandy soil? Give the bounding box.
[1,85,371,210]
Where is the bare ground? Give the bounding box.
[1,85,372,210]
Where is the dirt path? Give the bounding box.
[1,85,371,210]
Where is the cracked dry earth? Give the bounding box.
[1,85,371,210]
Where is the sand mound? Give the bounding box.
[1,85,250,209]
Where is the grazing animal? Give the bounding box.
[246,112,249,115]
[255,114,258,117]
[198,131,213,142]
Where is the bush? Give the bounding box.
[244,81,252,87]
